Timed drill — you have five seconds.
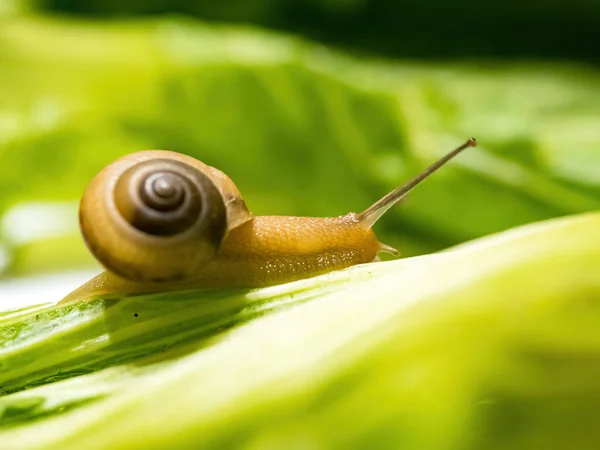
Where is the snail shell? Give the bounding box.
[80,150,253,282]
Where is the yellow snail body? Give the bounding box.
[61,139,476,303]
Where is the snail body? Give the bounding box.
[62,139,476,303]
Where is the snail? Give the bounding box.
[61,138,476,303]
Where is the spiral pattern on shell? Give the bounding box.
[113,159,206,237]
[79,151,231,282]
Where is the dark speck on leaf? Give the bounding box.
[134,313,139,317]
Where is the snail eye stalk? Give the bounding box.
[357,138,477,228]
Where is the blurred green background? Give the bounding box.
[1,2,600,449]
[0,0,599,278]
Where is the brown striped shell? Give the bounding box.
[79,150,253,282]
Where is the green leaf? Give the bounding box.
[1,211,599,449]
